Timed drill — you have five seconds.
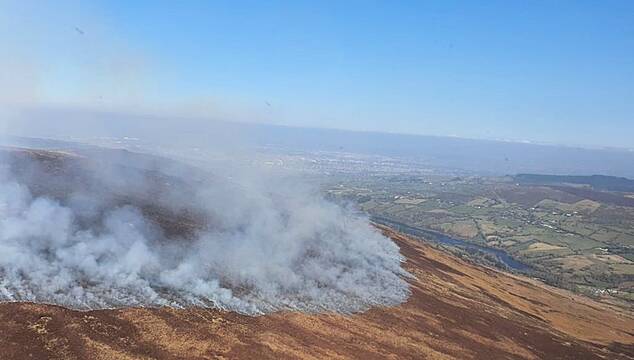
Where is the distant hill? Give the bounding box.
[515,174,634,192]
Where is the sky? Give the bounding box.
[1,0,633,148]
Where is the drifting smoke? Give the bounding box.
[0,0,412,316]
[0,148,410,314]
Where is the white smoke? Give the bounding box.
[0,149,410,314]
[0,0,412,315]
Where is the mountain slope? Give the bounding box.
[0,227,631,360]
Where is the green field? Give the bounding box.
[327,175,634,304]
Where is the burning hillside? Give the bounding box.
[0,227,632,359]
[0,147,410,314]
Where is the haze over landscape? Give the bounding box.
[1,1,633,359]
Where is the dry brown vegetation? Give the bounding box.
[0,227,632,360]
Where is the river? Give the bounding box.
[371,216,531,272]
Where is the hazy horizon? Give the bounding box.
[3,106,634,179]
[3,104,634,152]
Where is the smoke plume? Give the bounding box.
[0,148,410,314]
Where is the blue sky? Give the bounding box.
[1,1,633,148]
